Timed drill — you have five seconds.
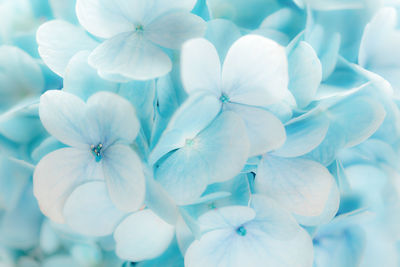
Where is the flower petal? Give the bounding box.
[146,12,206,49]
[89,33,172,80]
[225,103,286,156]
[102,145,145,212]
[86,91,140,146]
[149,92,221,165]
[37,20,98,76]
[205,19,241,62]
[222,35,289,106]
[33,148,102,223]
[155,111,249,204]
[63,181,126,236]
[63,51,119,101]
[288,41,322,108]
[39,90,88,148]
[114,210,175,262]
[272,110,330,158]
[76,0,135,38]
[255,156,334,218]
[181,38,222,97]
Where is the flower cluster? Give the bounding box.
[1,0,400,266]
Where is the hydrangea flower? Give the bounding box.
[75,0,206,80]
[185,195,313,267]
[181,35,289,156]
[33,90,145,223]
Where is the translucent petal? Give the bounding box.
[114,210,174,262]
[37,20,97,76]
[86,91,140,146]
[181,38,222,97]
[225,103,286,156]
[222,35,289,106]
[63,51,119,101]
[149,92,221,165]
[272,110,330,158]
[63,181,126,236]
[102,145,145,212]
[76,0,135,38]
[288,41,322,108]
[89,32,172,80]
[39,90,88,148]
[33,148,102,223]
[155,111,249,204]
[204,19,241,62]
[255,156,334,217]
[146,12,206,49]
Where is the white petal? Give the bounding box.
[225,103,286,156]
[37,20,98,76]
[102,145,145,212]
[181,38,222,97]
[89,33,172,80]
[114,210,175,262]
[255,156,334,217]
[33,148,102,223]
[76,0,135,38]
[63,181,126,236]
[146,12,206,49]
[39,90,88,148]
[222,35,289,106]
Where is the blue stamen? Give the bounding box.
[236,226,247,236]
[220,93,229,103]
[185,138,195,147]
[91,143,103,162]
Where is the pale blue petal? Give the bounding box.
[114,210,175,262]
[225,103,286,156]
[86,91,140,146]
[63,181,126,236]
[154,111,249,204]
[204,19,241,62]
[222,35,290,106]
[31,136,66,163]
[0,156,33,210]
[76,0,135,38]
[294,180,340,226]
[149,92,221,165]
[0,184,42,250]
[33,147,102,223]
[328,96,386,148]
[288,41,322,108]
[146,12,206,49]
[39,90,88,148]
[63,50,119,101]
[89,33,172,80]
[255,156,335,218]
[37,20,98,76]
[0,46,44,111]
[144,175,179,225]
[198,206,256,232]
[305,25,341,80]
[181,38,222,97]
[102,145,145,212]
[272,110,330,158]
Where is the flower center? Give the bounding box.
[236,226,247,236]
[135,24,144,32]
[90,143,103,162]
[219,93,229,103]
[185,138,195,147]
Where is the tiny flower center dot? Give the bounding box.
[135,24,144,32]
[236,226,247,236]
[91,143,103,162]
[220,93,229,103]
[185,138,195,147]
